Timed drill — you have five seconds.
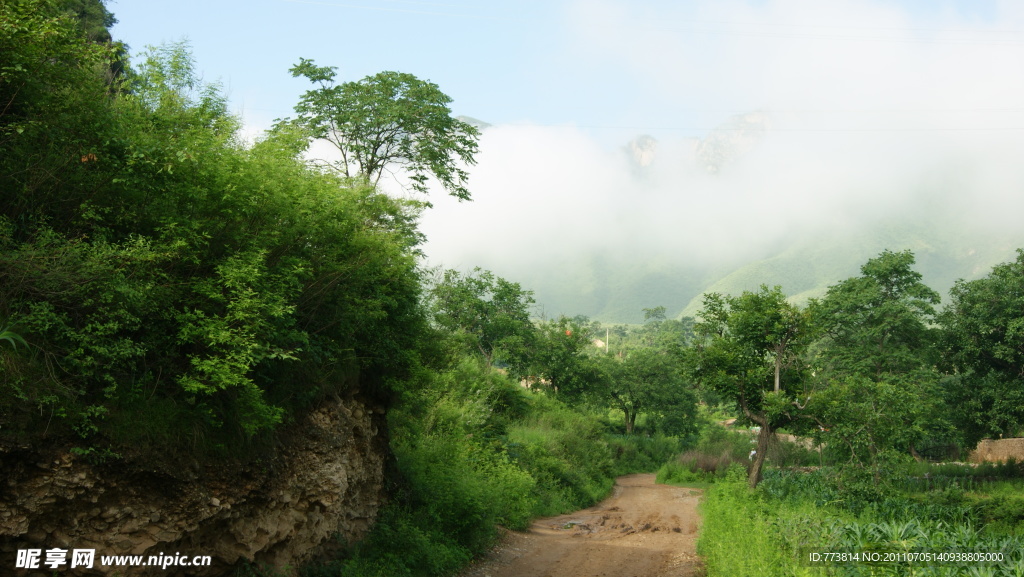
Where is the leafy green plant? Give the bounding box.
[0,322,27,350]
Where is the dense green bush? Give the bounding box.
[505,396,615,515]
[606,433,684,476]
[0,22,428,456]
[765,435,824,467]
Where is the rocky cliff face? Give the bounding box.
[1,395,388,576]
[693,111,769,174]
[619,111,770,175]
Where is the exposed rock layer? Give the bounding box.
[1,395,388,576]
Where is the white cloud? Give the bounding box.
[412,1,1024,307]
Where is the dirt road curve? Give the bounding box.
[460,474,704,577]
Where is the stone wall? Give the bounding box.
[969,438,1024,464]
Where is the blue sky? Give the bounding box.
[112,1,594,134]
[110,0,1018,141]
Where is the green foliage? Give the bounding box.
[607,347,696,434]
[940,250,1024,445]
[1,0,120,230]
[688,285,810,487]
[289,60,479,200]
[657,424,754,485]
[530,311,699,438]
[504,395,616,515]
[56,0,117,43]
[0,320,27,350]
[698,481,796,577]
[699,470,1024,577]
[808,250,950,472]
[529,315,599,398]
[810,249,940,380]
[606,433,684,475]
[0,36,428,456]
[764,435,823,468]
[810,376,944,473]
[428,267,536,376]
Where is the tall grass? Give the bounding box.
[697,468,816,577]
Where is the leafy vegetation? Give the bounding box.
[428,267,536,375]
[698,466,1024,577]
[11,5,1024,577]
[687,284,812,487]
[0,3,430,457]
[299,357,686,577]
[288,59,479,200]
[940,250,1024,446]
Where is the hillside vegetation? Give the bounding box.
[7,4,1024,577]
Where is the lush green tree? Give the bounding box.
[939,249,1024,445]
[1,0,120,229]
[642,306,667,324]
[289,59,479,200]
[56,0,116,42]
[598,348,695,435]
[530,316,598,398]
[810,250,939,380]
[688,285,810,487]
[808,250,947,470]
[429,268,536,377]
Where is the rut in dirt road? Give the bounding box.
[460,473,704,577]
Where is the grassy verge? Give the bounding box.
[698,464,1024,577]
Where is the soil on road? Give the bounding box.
[460,473,704,577]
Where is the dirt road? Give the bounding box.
[460,474,704,577]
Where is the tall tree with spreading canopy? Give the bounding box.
[939,249,1024,445]
[597,348,695,435]
[688,285,809,488]
[808,250,946,471]
[289,59,479,200]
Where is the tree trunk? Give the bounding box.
[748,422,772,489]
[625,409,635,434]
[909,442,924,462]
[774,353,781,393]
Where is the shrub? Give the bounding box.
[656,423,753,484]
[606,433,684,476]
[765,436,824,467]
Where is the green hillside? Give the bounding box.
[517,215,1024,323]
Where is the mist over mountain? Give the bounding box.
[415,1,1024,323]
[418,110,1024,323]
